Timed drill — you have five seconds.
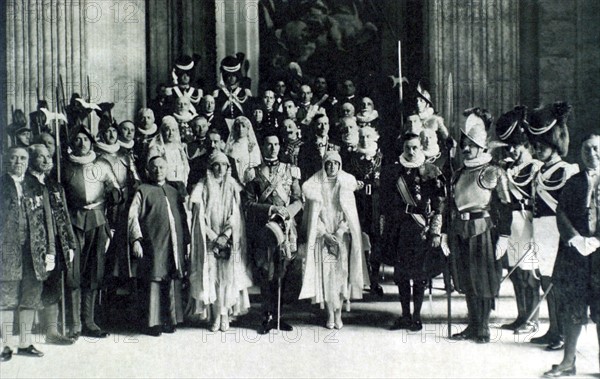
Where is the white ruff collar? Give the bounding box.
[119,140,134,149]
[138,124,157,136]
[399,151,425,168]
[96,141,120,154]
[68,151,97,165]
[356,110,379,124]
[464,153,492,167]
[423,143,440,158]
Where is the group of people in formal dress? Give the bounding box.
[1,54,598,377]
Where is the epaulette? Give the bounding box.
[289,165,301,180]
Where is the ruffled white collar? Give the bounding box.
[137,124,157,136]
[68,151,97,165]
[96,141,121,154]
[119,140,134,149]
[399,151,425,168]
[419,107,435,120]
[356,110,379,124]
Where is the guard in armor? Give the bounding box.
[381,133,446,331]
[495,106,542,335]
[449,108,512,344]
[527,102,579,351]
[62,126,121,339]
[244,132,303,334]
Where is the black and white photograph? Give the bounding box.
[1,0,599,377]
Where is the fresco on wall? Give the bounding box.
[259,0,382,91]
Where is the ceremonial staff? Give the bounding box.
[443,73,455,337]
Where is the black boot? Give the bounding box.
[474,298,492,343]
[369,260,384,297]
[502,271,526,330]
[81,290,109,338]
[42,304,74,345]
[390,281,412,330]
[451,295,478,340]
[409,280,426,332]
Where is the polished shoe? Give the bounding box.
[146,326,162,337]
[68,332,80,341]
[82,327,109,338]
[390,315,412,331]
[370,284,384,297]
[46,333,75,345]
[278,320,293,332]
[409,320,423,332]
[501,318,524,331]
[450,326,476,341]
[545,339,565,351]
[17,345,44,357]
[162,324,176,334]
[531,333,555,345]
[514,321,539,335]
[543,361,576,377]
[473,335,490,344]
[1,346,13,362]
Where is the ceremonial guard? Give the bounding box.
[97,121,140,290]
[343,126,384,296]
[527,102,579,351]
[62,126,120,338]
[380,133,445,331]
[166,55,203,108]
[128,155,190,336]
[213,55,253,137]
[544,133,600,376]
[25,145,79,345]
[244,132,303,334]
[449,108,512,343]
[300,151,366,329]
[0,147,48,360]
[416,84,450,143]
[494,106,542,335]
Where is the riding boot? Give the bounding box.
[476,298,492,343]
[82,290,108,338]
[410,280,426,331]
[502,272,526,329]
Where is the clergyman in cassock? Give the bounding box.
[128,154,190,336]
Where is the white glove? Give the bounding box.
[68,249,75,263]
[45,254,56,272]
[495,236,509,260]
[440,233,451,257]
[570,236,600,256]
[132,240,144,259]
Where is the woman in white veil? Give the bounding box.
[225,116,262,184]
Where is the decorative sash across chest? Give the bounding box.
[396,174,427,228]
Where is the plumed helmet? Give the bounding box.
[495,105,530,146]
[527,101,571,157]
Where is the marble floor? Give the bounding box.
[1,274,599,378]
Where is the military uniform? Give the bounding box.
[244,160,302,333]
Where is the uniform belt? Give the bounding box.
[512,198,532,211]
[82,201,104,210]
[458,210,490,221]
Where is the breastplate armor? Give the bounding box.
[454,166,492,212]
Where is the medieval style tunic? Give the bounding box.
[299,169,366,309]
[380,159,445,280]
[98,144,140,280]
[450,161,512,298]
[553,170,600,325]
[24,172,79,305]
[62,152,120,290]
[0,174,49,310]
[128,182,190,327]
[345,149,383,254]
[188,173,252,318]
